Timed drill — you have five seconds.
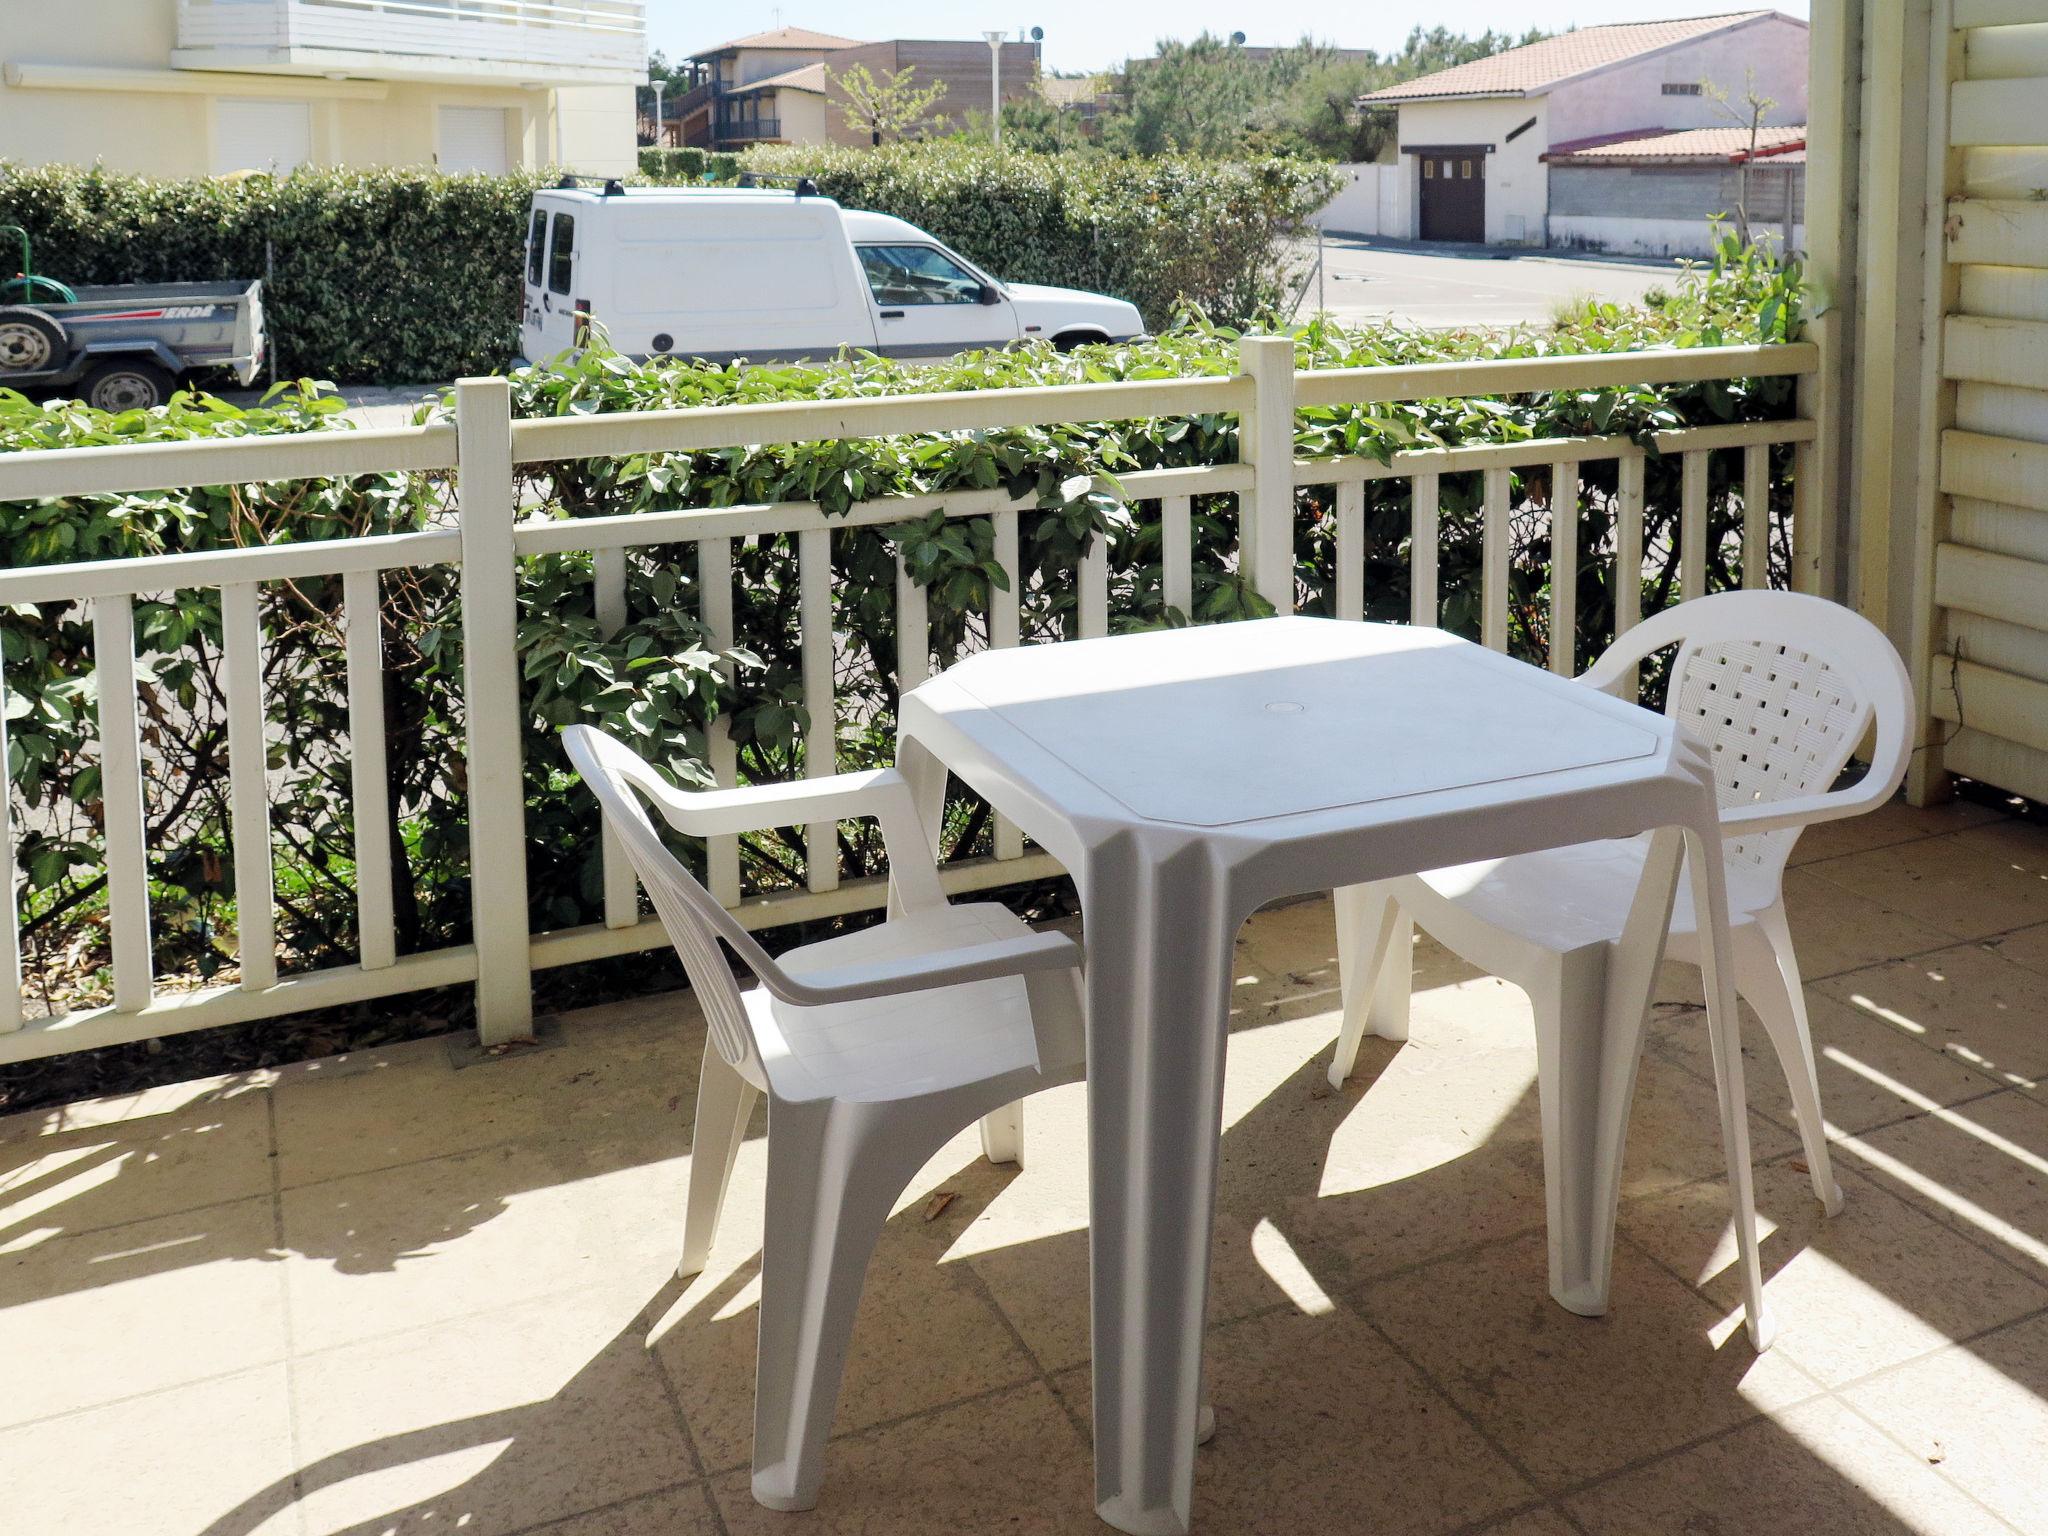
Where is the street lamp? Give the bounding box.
[984,30,1005,147]
[651,78,666,146]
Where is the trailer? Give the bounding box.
[0,279,266,410]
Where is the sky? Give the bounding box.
[652,2,1810,74]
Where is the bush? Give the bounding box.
[0,162,546,385]
[743,142,1342,327]
[0,237,1801,1021]
[638,147,708,182]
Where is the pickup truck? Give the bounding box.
[520,179,1143,366]
[0,280,266,410]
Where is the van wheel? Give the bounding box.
[82,358,176,411]
[1052,330,1107,354]
[0,307,66,372]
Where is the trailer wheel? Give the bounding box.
[81,358,176,412]
[0,307,65,372]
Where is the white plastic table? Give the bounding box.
[895,617,1769,1536]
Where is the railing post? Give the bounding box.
[1237,334,1297,616]
[456,376,534,1046]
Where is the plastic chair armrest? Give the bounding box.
[768,930,1084,1007]
[638,767,913,838]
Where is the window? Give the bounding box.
[856,244,985,306]
[213,99,312,175]
[527,210,547,286]
[547,213,575,296]
[439,106,510,175]
[1662,81,1704,96]
[1460,159,1473,179]
[1423,159,1434,179]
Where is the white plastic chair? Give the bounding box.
[563,725,1086,1512]
[1326,591,1912,1317]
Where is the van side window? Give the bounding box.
[857,245,984,306]
[548,213,575,296]
[527,210,547,286]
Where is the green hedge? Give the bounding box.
[744,143,1343,329]
[636,148,740,183]
[0,162,546,385]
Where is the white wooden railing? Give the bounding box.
[0,337,1820,1064]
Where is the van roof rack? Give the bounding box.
[736,171,821,197]
[555,173,626,196]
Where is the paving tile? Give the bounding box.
[710,1382,1093,1535]
[1817,944,2048,1090]
[648,1149,1038,1474]
[1844,1311,2048,1535]
[0,1076,274,1244]
[1982,919,2048,982]
[1801,834,2048,944]
[1788,796,2005,868]
[1650,989,2003,1141]
[280,1134,697,1354]
[292,1283,694,1536]
[1833,1089,2048,1283]
[1357,1230,1821,1490]
[1476,1512,1579,1536]
[0,1193,287,1427]
[0,1364,299,1536]
[1051,1306,1537,1536]
[272,993,703,1187]
[1622,1158,2048,1389]
[524,1485,721,1535]
[1568,1395,2017,1536]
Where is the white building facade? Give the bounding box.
[1349,11,1809,249]
[0,0,646,179]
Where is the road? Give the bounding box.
[1291,236,1684,331]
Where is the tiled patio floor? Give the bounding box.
[6,797,2048,1535]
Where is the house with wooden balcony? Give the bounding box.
[0,0,647,178]
[673,26,1041,150]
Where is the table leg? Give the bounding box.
[1084,837,1238,1536]
[1683,817,1776,1351]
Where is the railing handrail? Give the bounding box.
[0,337,1824,1065]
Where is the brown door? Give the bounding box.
[1419,152,1486,243]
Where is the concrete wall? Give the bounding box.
[1550,162,1806,223]
[1546,14,1810,146]
[775,87,831,147]
[1312,162,1414,239]
[0,0,635,175]
[1548,214,1806,259]
[1392,96,1551,244]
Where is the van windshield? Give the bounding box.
[856,245,985,306]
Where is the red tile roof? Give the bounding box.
[1545,124,1807,163]
[1361,13,1783,102]
[690,27,864,58]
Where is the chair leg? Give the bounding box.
[1533,943,1653,1317]
[750,1097,908,1513]
[680,1046,759,1279]
[1742,906,1845,1216]
[1329,882,1410,1088]
[979,1100,1024,1166]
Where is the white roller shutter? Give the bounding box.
[438,107,511,174]
[213,99,312,175]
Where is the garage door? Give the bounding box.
[1418,150,1486,244]
[439,107,511,174]
[213,99,312,176]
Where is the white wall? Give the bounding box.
[1312,163,1413,238]
[1391,97,1550,244]
[1545,14,1810,146]
[1548,214,1805,260]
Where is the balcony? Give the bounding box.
[8,827,2048,1532]
[714,117,781,145]
[172,0,647,87]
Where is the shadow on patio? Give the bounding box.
[4,796,2046,1535]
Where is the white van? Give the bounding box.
[519,179,1144,366]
